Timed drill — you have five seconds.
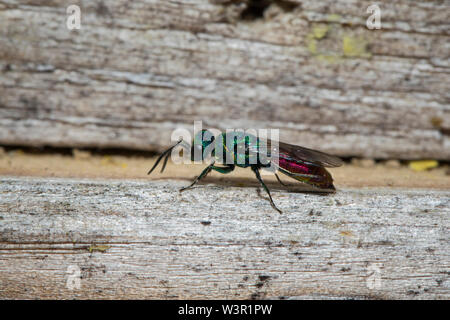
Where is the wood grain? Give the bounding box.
[0,1,449,159]
[0,177,448,299]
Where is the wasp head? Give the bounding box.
[191,129,216,161]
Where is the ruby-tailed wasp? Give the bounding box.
[148,130,343,213]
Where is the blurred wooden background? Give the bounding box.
[0,0,448,159]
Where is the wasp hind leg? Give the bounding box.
[179,164,235,192]
[251,166,282,214]
[275,173,289,187]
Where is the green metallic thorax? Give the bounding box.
[217,131,268,168]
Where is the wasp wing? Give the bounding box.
[247,138,341,190]
[265,139,343,168]
[246,138,343,167]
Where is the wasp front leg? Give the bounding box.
[180,164,235,192]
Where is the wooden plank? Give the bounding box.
[0,0,449,159]
[0,177,448,299]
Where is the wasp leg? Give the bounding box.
[251,166,282,214]
[180,164,235,192]
[275,173,288,187]
[180,165,213,192]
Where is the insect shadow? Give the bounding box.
[152,175,336,195]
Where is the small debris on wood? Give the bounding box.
[88,245,110,253]
[409,160,439,172]
[258,275,271,282]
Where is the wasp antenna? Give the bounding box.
[179,140,191,150]
[160,152,171,173]
[168,140,192,172]
[147,139,183,175]
[147,150,168,175]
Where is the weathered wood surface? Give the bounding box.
[0,0,449,159]
[0,176,449,299]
